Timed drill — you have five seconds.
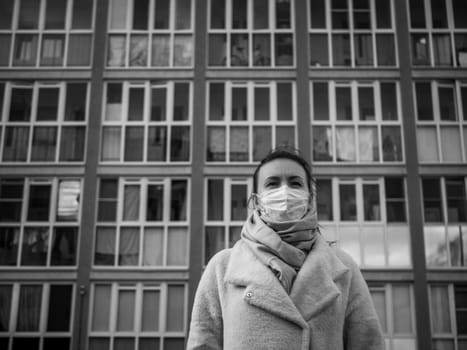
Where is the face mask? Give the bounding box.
[257,185,310,222]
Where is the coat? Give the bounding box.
[187,235,384,350]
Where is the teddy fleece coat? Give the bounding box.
[187,235,384,350]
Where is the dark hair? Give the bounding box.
[253,146,313,193]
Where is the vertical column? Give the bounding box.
[394,0,432,348]
[72,0,109,349]
[187,0,208,340]
[294,0,312,159]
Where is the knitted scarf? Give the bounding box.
[241,208,318,293]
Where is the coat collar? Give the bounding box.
[224,235,349,326]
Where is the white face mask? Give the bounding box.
[257,185,310,222]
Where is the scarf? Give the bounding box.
[241,208,319,293]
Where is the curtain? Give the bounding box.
[151,35,170,66]
[417,127,439,162]
[130,35,148,67]
[207,127,226,161]
[440,127,462,162]
[102,127,121,161]
[94,227,116,265]
[433,34,452,65]
[107,35,126,67]
[336,127,356,161]
[68,34,91,66]
[51,228,77,265]
[123,185,140,221]
[174,35,193,66]
[167,228,187,265]
[3,126,29,161]
[0,285,12,331]
[359,127,378,161]
[119,227,139,266]
[21,228,49,266]
[17,285,42,331]
[313,126,333,161]
[143,228,163,266]
[230,127,249,161]
[31,126,57,161]
[14,34,38,66]
[40,35,64,66]
[60,126,85,161]
[355,34,373,66]
[170,126,190,161]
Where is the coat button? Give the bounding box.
[246,291,253,298]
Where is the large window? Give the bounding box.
[0,0,94,67]
[88,282,186,350]
[317,177,411,268]
[429,284,467,349]
[107,0,193,67]
[415,81,467,163]
[422,177,467,267]
[206,81,296,162]
[311,81,403,163]
[208,0,294,67]
[204,177,251,264]
[0,82,88,163]
[101,81,191,163]
[0,178,81,267]
[0,283,74,350]
[309,0,396,67]
[409,0,467,67]
[370,284,417,349]
[94,177,189,267]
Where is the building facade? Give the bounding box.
[0,0,466,349]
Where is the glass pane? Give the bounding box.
[147,184,163,221]
[209,34,226,66]
[382,126,402,162]
[340,184,356,220]
[276,126,295,147]
[439,87,456,121]
[0,228,19,265]
[119,228,140,266]
[107,35,126,67]
[310,0,326,28]
[143,228,163,266]
[355,34,373,66]
[0,0,14,29]
[37,88,58,121]
[448,226,462,266]
[151,35,170,66]
[370,290,387,332]
[0,34,11,66]
[432,340,455,350]
[253,126,271,161]
[387,226,411,266]
[446,177,467,222]
[425,226,448,266]
[275,34,293,66]
[381,83,397,120]
[210,0,225,28]
[9,88,32,121]
[40,34,65,66]
[309,34,329,66]
[336,87,352,120]
[18,0,40,29]
[423,179,443,222]
[359,127,379,162]
[276,0,291,28]
[124,127,144,161]
[232,87,247,121]
[72,0,93,29]
[336,127,356,161]
[277,83,293,121]
[110,0,127,29]
[316,179,332,221]
[129,35,148,67]
[106,83,122,121]
[0,285,12,331]
[28,185,51,221]
[456,35,467,67]
[205,226,225,262]
[128,88,144,121]
[430,285,452,333]
[232,0,247,28]
[142,290,160,331]
[338,226,361,264]
[164,338,184,350]
[148,126,167,161]
[89,338,110,350]
[412,34,430,65]
[13,338,39,350]
[123,185,140,221]
[253,34,271,66]
[166,285,185,331]
[13,34,38,66]
[377,34,396,66]
[231,34,248,66]
[173,35,193,66]
[60,126,85,161]
[375,0,391,28]
[170,126,190,161]
[231,184,247,221]
[416,83,433,120]
[410,0,426,28]
[43,338,70,350]
[209,83,224,121]
[385,178,406,222]
[133,0,148,29]
[174,83,189,121]
[254,87,269,121]
[91,285,111,331]
[441,127,462,162]
[393,285,413,333]
[433,34,452,66]
[45,0,66,29]
[51,227,77,265]
[0,179,23,222]
[47,285,72,331]
[207,179,223,221]
[313,126,332,161]
[65,83,87,121]
[94,227,116,265]
[417,127,439,162]
[31,127,57,161]
[117,290,135,331]
[362,226,385,266]
[151,87,166,121]
[140,339,160,350]
[254,0,268,28]
[358,87,375,120]
[3,126,29,162]
[431,0,448,28]
[101,127,121,161]
[170,180,187,221]
[313,83,329,120]
[392,339,416,350]
[363,184,380,221]
[332,34,350,66]
[230,127,249,161]
[229,226,242,247]
[167,228,188,265]
[207,127,226,161]
[17,285,42,331]
[175,0,191,29]
[155,0,170,28]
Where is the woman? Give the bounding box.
[187,147,383,350]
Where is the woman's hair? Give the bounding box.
[253,145,313,193]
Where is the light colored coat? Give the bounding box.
[187,235,384,350]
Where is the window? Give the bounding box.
[309,0,396,67]
[101,81,191,163]
[107,0,193,67]
[416,81,467,163]
[89,282,186,350]
[311,81,403,163]
[208,0,294,67]
[370,284,417,349]
[206,81,296,162]
[317,177,411,268]
[1,82,88,163]
[0,283,74,350]
[409,0,467,67]
[0,0,94,67]
[0,178,81,267]
[429,284,467,349]
[422,177,467,268]
[94,178,189,267]
[204,178,251,264]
